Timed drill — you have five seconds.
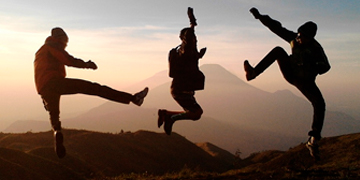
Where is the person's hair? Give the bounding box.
[179,27,197,54]
[51,27,67,38]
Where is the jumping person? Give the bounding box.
[34,27,149,158]
[158,7,207,135]
[244,8,330,160]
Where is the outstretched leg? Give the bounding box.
[244,46,293,82]
[45,78,148,106]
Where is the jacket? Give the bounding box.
[258,15,330,77]
[34,36,88,94]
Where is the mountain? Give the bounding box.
[0,129,234,179]
[3,120,50,133]
[5,64,360,157]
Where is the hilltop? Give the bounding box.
[0,129,234,180]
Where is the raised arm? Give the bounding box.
[49,46,97,70]
[250,8,297,43]
[187,7,206,58]
[188,7,197,29]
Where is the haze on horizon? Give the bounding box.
[0,0,359,130]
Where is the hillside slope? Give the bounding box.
[1,130,360,179]
[228,133,360,179]
[0,129,234,179]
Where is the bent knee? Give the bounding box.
[315,100,326,111]
[273,46,287,53]
[188,108,203,120]
[313,96,326,107]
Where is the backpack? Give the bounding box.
[317,56,331,75]
[168,45,205,91]
[313,40,331,75]
[168,45,181,78]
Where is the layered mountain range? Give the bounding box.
[4,64,360,156]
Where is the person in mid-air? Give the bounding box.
[158,7,206,135]
[244,8,330,160]
[34,27,148,158]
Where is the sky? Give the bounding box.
[0,0,359,129]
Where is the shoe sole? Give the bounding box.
[134,87,149,106]
[140,87,149,99]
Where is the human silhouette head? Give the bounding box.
[51,27,68,46]
[297,21,317,39]
[296,21,317,45]
[179,27,197,48]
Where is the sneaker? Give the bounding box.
[244,60,256,81]
[158,109,167,128]
[54,130,66,158]
[132,87,149,106]
[164,115,175,135]
[306,136,320,160]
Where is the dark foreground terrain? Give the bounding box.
[1,129,360,180]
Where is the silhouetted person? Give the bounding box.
[158,7,206,135]
[34,27,148,158]
[244,8,330,160]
